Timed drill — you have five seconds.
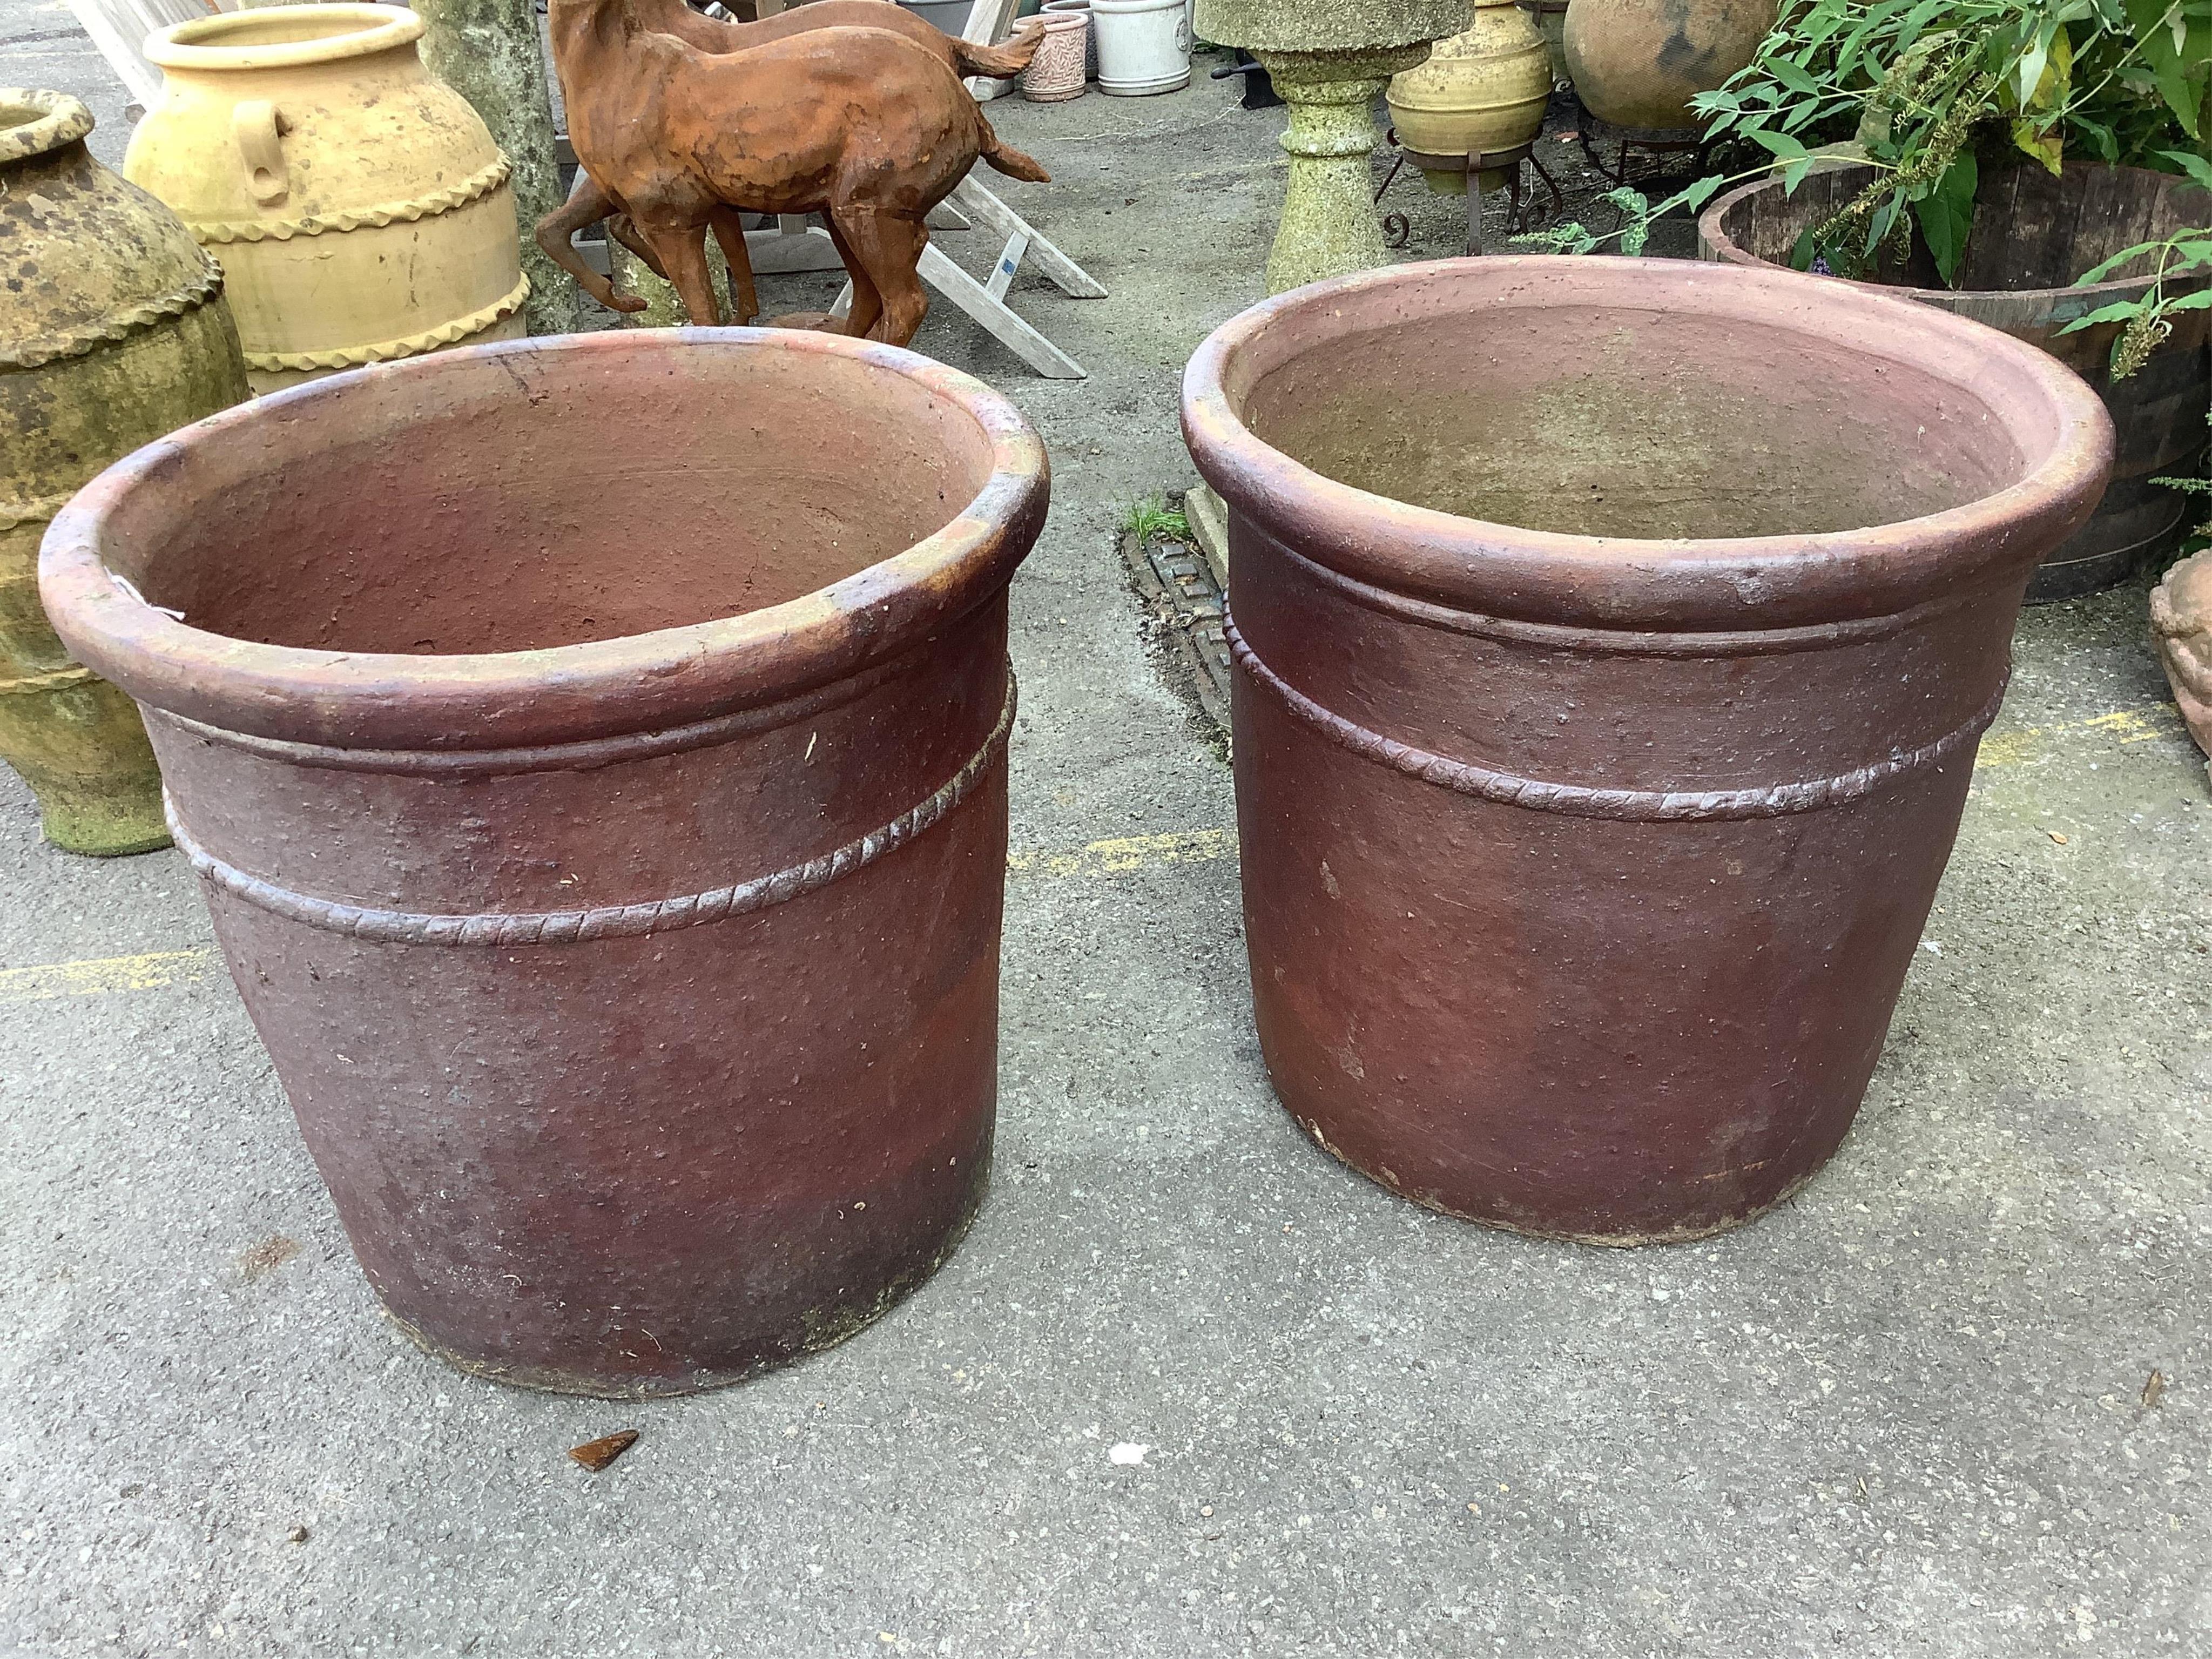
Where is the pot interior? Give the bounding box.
[1241,300,2027,541]
[100,339,999,655]
[1716,160,2207,293]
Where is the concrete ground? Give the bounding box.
[4,14,2208,1658]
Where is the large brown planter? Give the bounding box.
[1702,160,2211,602]
[43,329,1048,1395]
[1182,257,2111,1244]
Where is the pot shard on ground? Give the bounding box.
[1,89,250,856]
[42,330,1048,1395]
[126,4,529,393]
[1702,160,2212,602]
[1182,257,2113,1244]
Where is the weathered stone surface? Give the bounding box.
[1197,0,1471,52]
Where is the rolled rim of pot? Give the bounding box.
[1699,160,2202,308]
[1181,255,2115,633]
[40,328,1050,753]
[0,88,93,162]
[142,3,426,73]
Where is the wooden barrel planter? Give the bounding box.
[1701,160,2212,602]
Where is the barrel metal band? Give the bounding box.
[168,676,1015,946]
[243,275,530,374]
[1224,615,2003,822]
[185,156,511,244]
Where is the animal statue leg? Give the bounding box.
[607,212,670,281]
[825,217,883,339]
[535,173,648,314]
[831,210,930,347]
[639,220,724,325]
[706,206,762,325]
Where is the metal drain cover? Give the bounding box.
[1121,531,1231,733]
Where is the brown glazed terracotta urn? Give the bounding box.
[43,329,1048,1395]
[1564,0,1776,132]
[1182,257,2112,1243]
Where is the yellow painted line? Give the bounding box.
[1007,827,1235,879]
[0,948,215,1006]
[1974,700,2189,769]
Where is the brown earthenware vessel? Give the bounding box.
[43,328,1048,1394]
[1183,256,2113,1244]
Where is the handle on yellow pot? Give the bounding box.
[232,101,291,206]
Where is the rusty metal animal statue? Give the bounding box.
[538,0,1042,322]
[546,0,1049,341]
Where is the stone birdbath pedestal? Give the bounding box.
[1196,0,1469,293]
[1184,0,1468,579]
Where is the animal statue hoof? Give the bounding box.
[606,293,650,314]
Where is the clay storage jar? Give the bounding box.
[1702,161,2212,602]
[1023,10,1091,100]
[126,4,528,394]
[42,329,1048,1395]
[1182,257,2112,1244]
[1,89,249,856]
[1564,0,1774,132]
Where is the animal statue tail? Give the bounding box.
[976,109,1051,183]
[952,31,1043,78]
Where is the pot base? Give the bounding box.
[1289,1103,1828,1246]
[383,1179,988,1399]
[1100,72,1190,94]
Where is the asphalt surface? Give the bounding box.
[3,12,2208,1657]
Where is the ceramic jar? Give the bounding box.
[1092,0,1191,96]
[1564,0,1775,132]
[127,3,528,393]
[1024,8,1091,98]
[1,89,249,855]
[44,329,1048,1397]
[1386,0,1550,186]
[1182,256,2113,1243]
[2152,551,2212,761]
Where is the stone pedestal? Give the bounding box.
[1196,0,1468,294]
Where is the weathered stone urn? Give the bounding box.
[1,89,249,855]
[1196,0,1469,293]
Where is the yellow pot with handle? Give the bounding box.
[127,3,528,393]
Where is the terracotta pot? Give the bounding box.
[1182,257,2112,1244]
[127,4,529,394]
[43,329,1048,1395]
[1702,160,2212,602]
[1563,0,1774,132]
[1,90,249,856]
[2151,550,2212,763]
[1386,0,1550,188]
[1024,10,1091,99]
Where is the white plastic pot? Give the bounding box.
[1092,0,1189,94]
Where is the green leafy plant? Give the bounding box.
[1526,0,2212,286]
[1121,496,1190,544]
[2058,148,2212,373]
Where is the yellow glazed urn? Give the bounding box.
[2,89,249,855]
[126,3,529,393]
[1386,0,1551,192]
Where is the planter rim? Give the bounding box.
[1181,254,2114,632]
[143,3,424,73]
[1698,158,2208,307]
[0,87,92,163]
[41,328,1049,754]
